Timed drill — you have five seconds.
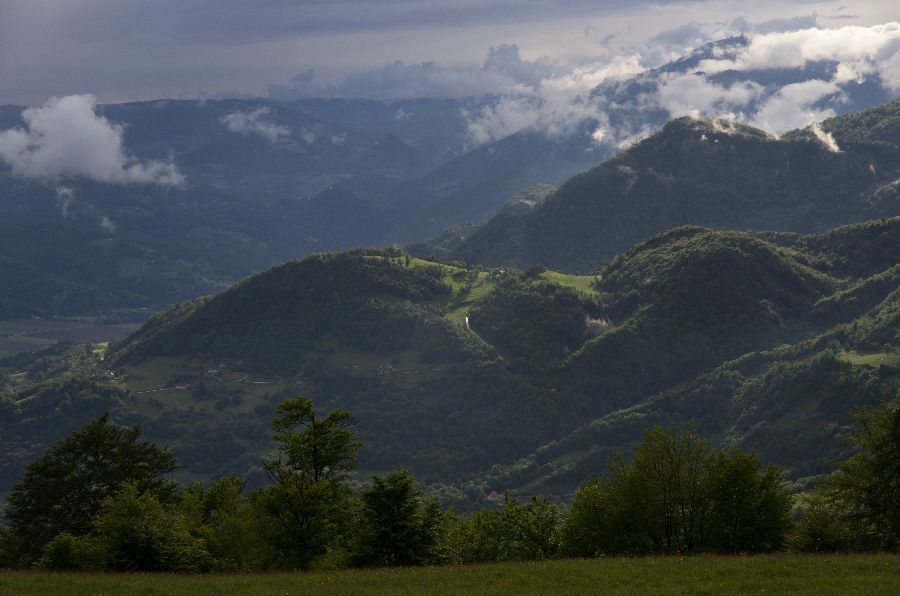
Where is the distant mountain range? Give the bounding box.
[2,37,897,319]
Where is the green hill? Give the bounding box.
[447,100,900,272]
[4,220,898,503]
[464,222,900,497]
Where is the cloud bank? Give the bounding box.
[267,19,900,147]
[268,44,553,101]
[0,95,183,185]
[464,21,900,146]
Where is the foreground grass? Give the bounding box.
[2,555,898,595]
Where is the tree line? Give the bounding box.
[1,394,898,572]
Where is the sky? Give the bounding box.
[1,0,897,105]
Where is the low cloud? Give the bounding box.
[465,55,644,146]
[0,95,184,185]
[810,122,842,152]
[220,107,290,143]
[279,20,898,148]
[464,21,900,145]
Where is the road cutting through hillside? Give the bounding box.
[465,315,504,361]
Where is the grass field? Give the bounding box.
[0,555,897,595]
[839,350,900,369]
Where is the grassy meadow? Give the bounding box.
[1,555,898,595]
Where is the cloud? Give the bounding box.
[810,122,841,152]
[465,55,644,145]
[55,185,75,218]
[464,21,900,145]
[696,23,900,74]
[749,79,842,134]
[655,74,762,120]
[221,107,290,143]
[0,94,183,185]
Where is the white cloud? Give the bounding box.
[750,79,842,134]
[220,107,290,143]
[655,74,762,119]
[465,55,644,146]
[881,48,900,91]
[696,22,900,75]
[464,21,900,146]
[0,94,184,185]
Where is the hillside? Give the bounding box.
[464,220,900,497]
[448,100,900,271]
[3,219,896,503]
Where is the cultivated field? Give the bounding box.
[0,319,139,357]
[1,554,898,595]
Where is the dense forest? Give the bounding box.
[444,100,900,271]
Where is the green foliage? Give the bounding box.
[176,477,273,571]
[705,451,793,553]
[354,468,445,567]
[36,533,105,572]
[469,277,600,365]
[560,427,792,556]
[255,397,362,569]
[825,395,900,551]
[447,494,561,563]
[90,484,212,572]
[789,493,857,553]
[1,413,176,567]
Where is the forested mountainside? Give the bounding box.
[445,100,900,271]
[4,218,897,504]
[0,96,599,320]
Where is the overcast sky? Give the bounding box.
[1,0,897,105]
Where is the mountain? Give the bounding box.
[4,218,896,504]
[465,218,900,496]
[4,39,899,319]
[0,96,600,318]
[447,99,900,271]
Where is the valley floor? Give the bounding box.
[1,554,898,595]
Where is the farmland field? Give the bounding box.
[1,554,897,595]
[0,319,140,357]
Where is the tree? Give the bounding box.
[89,484,211,572]
[789,492,855,553]
[353,468,444,566]
[826,394,900,551]
[559,476,630,557]
[560,426,792,556]
[177,477,272,571]
[448,493,560,563]
[624,426,713,554]
[255,397,362,568]
[1,413,176,567]
[705,450,792,553]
